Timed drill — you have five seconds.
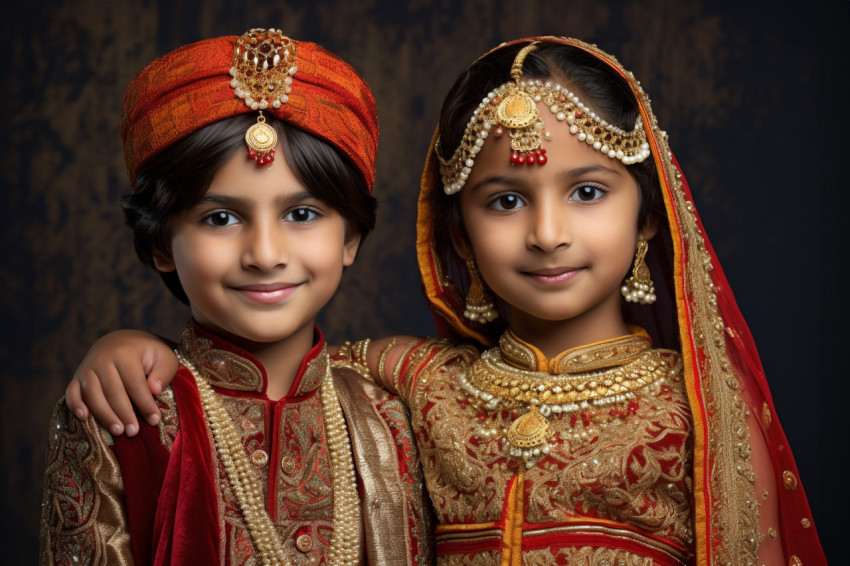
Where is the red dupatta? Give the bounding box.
[416,36,825,566]
[112,367,220,565]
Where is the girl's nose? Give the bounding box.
[527,204,571,253]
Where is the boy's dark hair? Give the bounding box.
[123,114,377,304]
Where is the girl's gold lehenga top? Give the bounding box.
[387,329,694,565]
[410,37,825,566]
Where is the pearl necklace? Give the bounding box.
[180,354,362,565]
[458,346,673,468]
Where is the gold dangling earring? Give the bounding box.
[621,239,656,304]
[464,259,498,323]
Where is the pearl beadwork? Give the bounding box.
[180,353,361,565]
[229,29,297,111]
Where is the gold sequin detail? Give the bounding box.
[801,518,811,528]
[249,449,268,467]
[768,527,777,539]
[761,402,771,428]
[280,456,296,475]
[296,534,313,552]
[782,470,798,490]
[789,555,802,566]
[762,489,769,500]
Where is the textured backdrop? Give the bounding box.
[2,1,846,562]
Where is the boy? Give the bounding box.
[40,28,431,565]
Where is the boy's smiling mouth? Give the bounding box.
[230,282,302,303]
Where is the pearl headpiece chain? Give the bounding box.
[179,353,362,565]
[437,44,650,195]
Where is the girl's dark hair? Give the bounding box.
[123,114,377,304]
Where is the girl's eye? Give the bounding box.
[284,207,320,223]
[488,193,526,211]
[569,185,606,202]
[203,210,239,227]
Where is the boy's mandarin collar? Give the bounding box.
[177,320,327,399]
[500,326,652,374]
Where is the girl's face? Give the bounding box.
[154,146,360,351]
[457,103,654,342]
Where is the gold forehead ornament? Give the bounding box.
[437,42,651,195]
[229,28,299,166]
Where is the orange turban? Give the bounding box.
[120,30,378,191]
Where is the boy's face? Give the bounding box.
[154,145,360,350]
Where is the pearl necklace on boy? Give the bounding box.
[458,345,673,468]
[179,353,362,565]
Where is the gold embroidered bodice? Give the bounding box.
[395,331,695,565]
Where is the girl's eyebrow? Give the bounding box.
[467,164,623,194]
[466,175,524,193]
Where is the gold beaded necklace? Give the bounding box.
[180,353,362,565]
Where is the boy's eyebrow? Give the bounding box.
[565,164,623,177]
[196,190,318,207]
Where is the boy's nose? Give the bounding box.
[243,223,289,271]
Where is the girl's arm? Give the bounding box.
[342,335,426,396]
[65,330,178,437]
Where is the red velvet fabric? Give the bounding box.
[112,368,221,564]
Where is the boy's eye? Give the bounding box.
[284,207,320,223]
[569,185,606,202]
[488,193,525,211]
[203,210,239,226]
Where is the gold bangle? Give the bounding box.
[376,338,397,382]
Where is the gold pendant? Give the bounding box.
[245,112,277,166]
[497,90,539,128]
[245,117,277,153]
[507,408,550,449]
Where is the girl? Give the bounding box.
[40,28,432,565]
[67,37,826,565]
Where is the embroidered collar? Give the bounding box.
[499,328,653,374]
[177,320,327,398]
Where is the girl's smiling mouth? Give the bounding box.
[523,267,585,285]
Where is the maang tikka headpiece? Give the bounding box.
[229,28,299,166]
[438,41,651,194]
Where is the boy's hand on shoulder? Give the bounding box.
[65,330,179,437]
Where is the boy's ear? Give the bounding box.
[342,228,362,267]
[152,249,176,272]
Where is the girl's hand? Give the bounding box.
[65,330,179,437]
